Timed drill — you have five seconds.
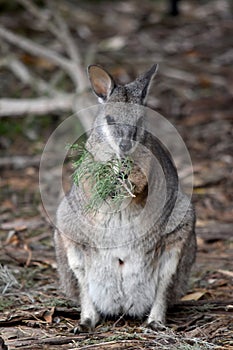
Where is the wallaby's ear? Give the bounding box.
[141,64,158,101]
[131,64,158,104]
[87,65,115,102]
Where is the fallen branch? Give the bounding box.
[17,0,88,91]
[4,56,59,96]
[0,95,74,117]
[50,5,87,91]
[6,335,87,348]
[0,25,80,87]
[17,0,81,66]
[49,2,82,66]
[0,3,94,130]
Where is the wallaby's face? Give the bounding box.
[88,64,158,156]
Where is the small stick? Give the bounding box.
[117,178,136,198]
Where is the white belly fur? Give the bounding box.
[87,247,158,317]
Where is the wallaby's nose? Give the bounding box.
[119,140,132,153]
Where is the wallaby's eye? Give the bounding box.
[106,115,115,125]
[132,127,137,140]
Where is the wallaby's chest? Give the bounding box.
[86,202,154,248]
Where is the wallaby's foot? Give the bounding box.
[145,320,167,331]
[73,311,100,333]
[79,307,99,332]
[73,318,96,333]
[146,307,166,331]
[147,305,166,329]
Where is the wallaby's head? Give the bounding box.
[87,64,158,157]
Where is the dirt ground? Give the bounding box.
[0,1,232,349]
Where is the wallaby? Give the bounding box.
[54,64,196,331]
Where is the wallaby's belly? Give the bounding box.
[87,248,157,317]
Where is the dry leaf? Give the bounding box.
[42,307,55,324]
[217,269,233,278]
[5,230,20,245]
[181,291,208,301]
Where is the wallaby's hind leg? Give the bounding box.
[54,230,79,301]
[170,229,196,301]
[66,244,100,330]
[54,230,100,330]
[147,242,181,329]
[147,224,196,329]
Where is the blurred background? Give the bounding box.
[0,1,232,348]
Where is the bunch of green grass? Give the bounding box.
[69,144,135,212]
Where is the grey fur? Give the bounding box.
[54,64,196,330]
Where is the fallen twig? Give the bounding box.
[72,339,147,350]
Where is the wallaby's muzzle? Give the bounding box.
[119,139,133,154]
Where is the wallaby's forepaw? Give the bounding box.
[145,320,167,332]
[75,308,100,333]
[73,318,95,333]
